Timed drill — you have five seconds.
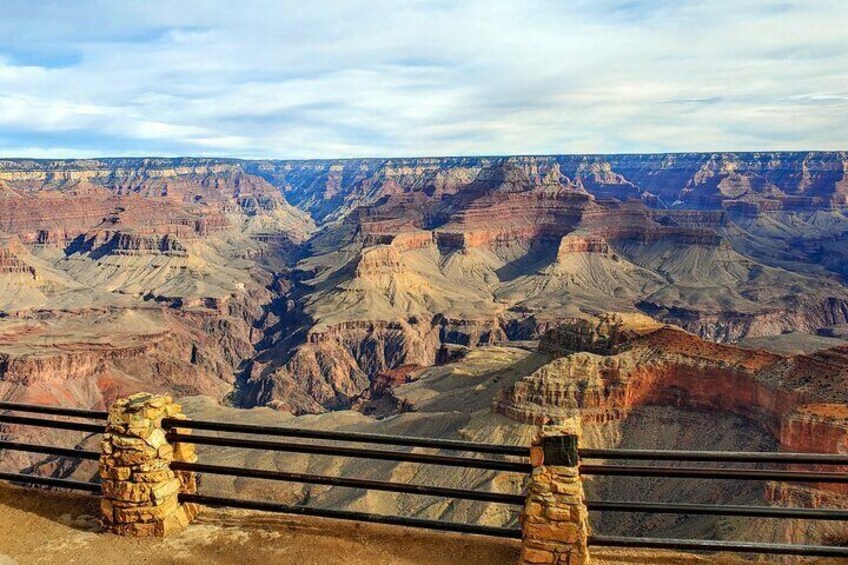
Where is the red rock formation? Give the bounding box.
[236,161,848,414]
[238,319,442,414]
[0,189,121,243]
[382,230,435,252]
[0,315,237,410]
[774,405,848,497]
[432,167,594,249]
[0,238,36,278]
[556,233,614,256]
[496,316,848,503]
[246,152,848,220]
[354,246,408,277]
[371,364,423,389]
[84,231,190,257]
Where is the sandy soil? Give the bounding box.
[0,483,832,565]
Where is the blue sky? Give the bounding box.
[0,0,846,159]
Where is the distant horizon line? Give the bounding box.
[0,149,847,164]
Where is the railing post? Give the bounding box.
[520,419,591,565]
[99,392,199,536]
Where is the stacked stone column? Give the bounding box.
[520,420,591,565]
[99,392,199,536]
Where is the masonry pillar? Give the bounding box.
[99,392,199,536]
[520,420,591,565]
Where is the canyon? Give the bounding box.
[1,154,847,414]
[1,153,848,547]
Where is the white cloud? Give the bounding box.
[0,0,845,158]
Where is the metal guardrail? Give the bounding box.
[581,447,848,465]
[2,400,848,556]
[162,417,527,457]
[0,401,107,420]
[0,413,105,434]
[589,535,848,558]
[0,471,101,493]
[580,463,848,483]
[1,400,526,540]
[587,500,848,520]
[579,451,848,558]
[0,440,100,461]
[167,431,531,473]
[172,461,524,505]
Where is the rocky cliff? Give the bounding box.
[496,316,848,505]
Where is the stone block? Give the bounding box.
[151,478,181,503]
[172,442,196,461]
[109,449,160,466]
[111,435,150,449]
[99,465,132,481]
[102,480,158,503]
[133,468,175,484]
[523,521,579,544]
[524,501,545,518]
[135,459,170,473]
[544,506,575,521]
[112,497,179,523]
[521,547,555,564]
[100,499,116,522]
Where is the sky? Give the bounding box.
[0,0,846,159]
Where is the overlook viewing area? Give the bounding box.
[1,394,848,565]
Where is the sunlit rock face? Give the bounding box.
[496,316,848,493]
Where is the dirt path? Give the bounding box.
[0,483,833,565]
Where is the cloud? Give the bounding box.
[0,0,845,158]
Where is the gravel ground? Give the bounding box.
[0,482,832,565]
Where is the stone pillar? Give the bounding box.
[99,392,199,536]
[520,420,591,565]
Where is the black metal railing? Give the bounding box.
[0,440,100,461]
[162,415,527,538]
[581,447,848,465]
[167,431,530,473]
[0,401,105,494]
[164,417,526,456]
[0,413,106,434]
[580,463,848,483]
[170,461,525,505]
[0,401,107,420]
[587,536,848,558]
[1,400,848,557]
[0,471,101,493]
[579,449,848,558]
